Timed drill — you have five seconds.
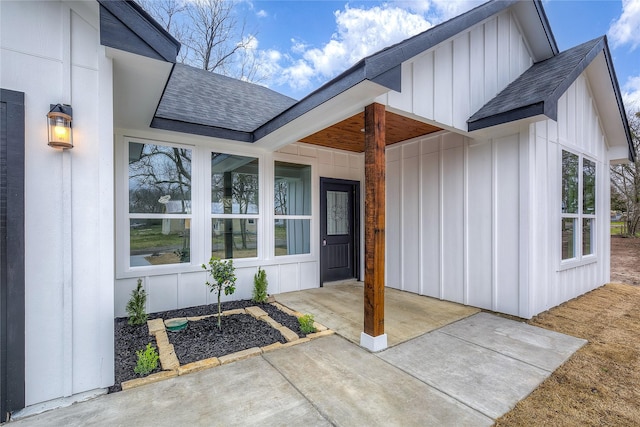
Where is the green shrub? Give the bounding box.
[134,343,159,376]
[252,267,268,303]
[202,257,237,330]
[298,314,316,334]
[126,279,148,326]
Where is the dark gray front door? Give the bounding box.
[320,178,359,284]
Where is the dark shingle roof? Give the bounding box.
[468,37,604,131]
[152,64,297,141]
[153,0,549,142]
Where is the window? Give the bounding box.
[211,153,259,259]
[120,140,318,273]
[274,161,311,255]
[561,150,596,261]
[128,141,192,267]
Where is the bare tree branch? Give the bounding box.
[140,0,263,82]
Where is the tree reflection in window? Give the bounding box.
[583,158,596,215]
[129,142,191,214]
[562,151,579,214]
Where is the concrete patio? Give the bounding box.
[274,281,480,347]
[8,285,586,426]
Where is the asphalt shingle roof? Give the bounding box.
[468,37,604,131]
[155,64,296,134]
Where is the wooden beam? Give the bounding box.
[364,102,385,337]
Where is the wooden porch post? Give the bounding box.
[361,102,387,351]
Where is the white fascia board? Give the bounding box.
[110,48,173,131]
[254,80,391,152]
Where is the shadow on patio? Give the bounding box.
[274,282,480,348]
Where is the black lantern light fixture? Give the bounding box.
[47,104,73,149]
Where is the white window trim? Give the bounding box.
[559,148,598,271]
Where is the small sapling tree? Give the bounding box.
[202,257,237,329]
[126,278,148,326]
[252,266,268,303]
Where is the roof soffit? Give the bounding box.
[511,0,558,61]
[586,50,635,162]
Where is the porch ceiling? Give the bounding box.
[299,110,442,152]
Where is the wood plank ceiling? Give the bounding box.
[299,110,442,152]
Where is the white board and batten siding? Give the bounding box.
[113,142,364,317]
[527,74,611,317]
[1,1,114,406]
[379,10,533,133]
[386,129,528,317]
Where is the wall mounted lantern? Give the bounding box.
[47,104,73,149]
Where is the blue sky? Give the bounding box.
[235,0,640,111]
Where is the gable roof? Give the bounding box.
[103,0,632,161]
[151,0,557,142]
[152,64,296,142]
[468,36,635,162]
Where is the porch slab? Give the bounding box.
[274,282,480,347]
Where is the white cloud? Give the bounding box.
[254,1,481,97]
[290,38,309,55]
[256,9,267,18]
[278,4,433,91]
[608,0,640,50]
[281,60,316,90]
[623,75,640,112]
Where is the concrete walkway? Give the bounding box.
[7,292,586,426]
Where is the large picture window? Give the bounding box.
[561,150,596,261]
[128,141,192,266]
[274,161,311,256]
[211,153,259,259]
[120,140,316,273]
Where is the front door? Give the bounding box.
[320,178,359,284]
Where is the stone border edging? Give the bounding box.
[121,304,332,391]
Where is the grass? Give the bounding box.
[611,221,640,237]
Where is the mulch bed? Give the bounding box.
[110,300,304,393]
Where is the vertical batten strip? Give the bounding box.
[62,5,74,398]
